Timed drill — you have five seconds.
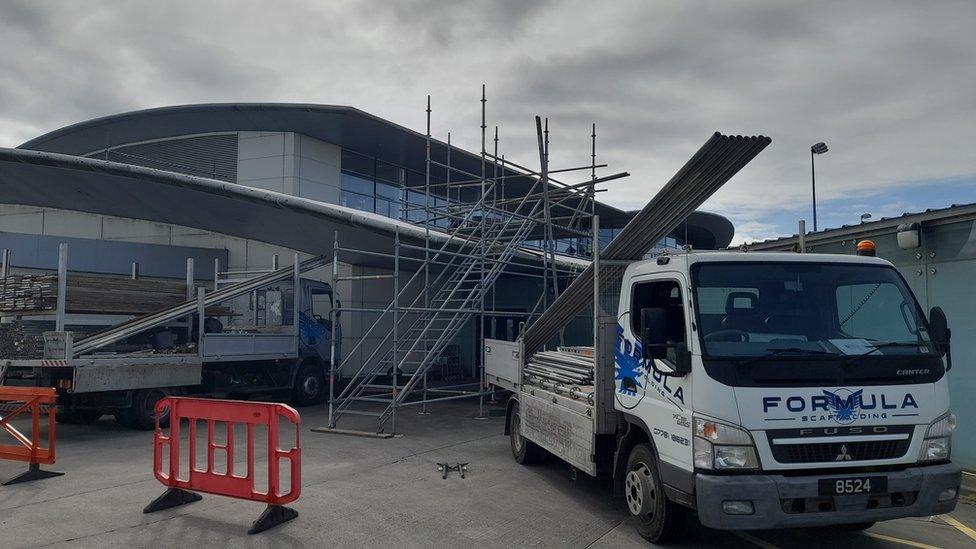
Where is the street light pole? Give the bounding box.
[811,149,817,232]
[810,142,828,232]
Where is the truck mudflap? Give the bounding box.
[695,462,961,530]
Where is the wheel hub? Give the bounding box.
[303,376,320,395]
[625,463,655,518]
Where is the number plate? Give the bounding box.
[818,476,887,496]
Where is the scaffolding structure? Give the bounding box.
[324,87,628,434]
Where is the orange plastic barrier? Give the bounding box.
[0,386,63,485]
[144,396,301,534]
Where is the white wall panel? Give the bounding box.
[298,135,341,167]
[238,156,287,182]
[238,132,285,159]
[297,179,340,204]
[102,217,173,241]
[0,208,44,233]
[298,156,340,187]
[41,210,101,239]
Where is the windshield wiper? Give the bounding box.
[845,341,928,363]
[737,347,839,367]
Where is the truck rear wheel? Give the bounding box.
[115,388,169,430]
[625,443,685,543]
[510,400,544,464]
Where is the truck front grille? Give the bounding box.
[772,439,910,463]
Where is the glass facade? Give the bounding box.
[341,149,452,226]
[523,228,681,259]
[340,148,683,259]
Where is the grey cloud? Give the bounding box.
[0,0,973,243]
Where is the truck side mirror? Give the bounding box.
[929,306,951,368]
[334,299,342,318]
[640,308,668,360]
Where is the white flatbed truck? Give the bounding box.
[489,250,961,542]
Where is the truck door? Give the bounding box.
[618,275,693,472]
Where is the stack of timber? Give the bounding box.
[0,274,190,315]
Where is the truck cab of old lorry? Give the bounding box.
[614,251,960,540]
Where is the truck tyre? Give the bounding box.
[57,409,103,424]
[510,400,544,464]
[115,388,169,430]
[291,361,325,407]
[625,443,685,543]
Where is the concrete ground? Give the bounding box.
[1,400,975,548]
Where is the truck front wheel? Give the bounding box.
[291,361,325,407]
[625,443,685,543]
[509,400,544,464]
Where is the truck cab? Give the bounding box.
[616,251,960,535]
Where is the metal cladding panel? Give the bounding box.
[521,133,771,357]
[90,134,239,182]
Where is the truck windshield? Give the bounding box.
[691,262,934,359]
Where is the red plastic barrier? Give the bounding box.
[0,386,63,485]
[145,397,301,534]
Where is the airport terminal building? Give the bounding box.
[0,103,733,377]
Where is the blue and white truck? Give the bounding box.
[490,250,960,542]
[0,254,341,429]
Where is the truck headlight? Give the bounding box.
[694,417,759,470]
[919,412,955,462]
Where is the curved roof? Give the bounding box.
[0,147,545,269]
[19,102,735,249]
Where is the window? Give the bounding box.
[340,190,374,213]
[375,181,402,218]
[341,150,374,178]
[340,153,406,219]
[375,161,403,185]
[405,190,428,222]
[836,282,919,342]
[631,280,686,364]
[341,172,374,195]
[692,262,932,358]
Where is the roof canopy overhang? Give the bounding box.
[0,147,596,272]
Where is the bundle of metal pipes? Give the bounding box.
[521,132,771,357]
[524,374,594,405]
[524,350,595,386]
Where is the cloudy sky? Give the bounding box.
[1,0,974,243]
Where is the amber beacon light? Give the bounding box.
[856,240,877,257]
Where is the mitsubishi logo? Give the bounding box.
[835,444,853,461]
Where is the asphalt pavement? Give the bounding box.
[0,400,974,548]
